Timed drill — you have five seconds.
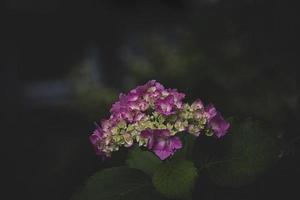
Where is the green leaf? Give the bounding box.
[126,147,162,176]
[207,119,280,187]
[71,167,165,200]
[152,159,198,199]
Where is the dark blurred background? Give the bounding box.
[1,0,299,200]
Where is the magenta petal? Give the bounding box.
[155,95,176,116]
[89,134,100,145]
[153,149,173,160]
[204,104,217,121]
[127,93,139,101]
[140,129,182,160]
[140,129,154,149]
[128,101,140,110]
[89,129,103,145]
[140,129,153,138]
[209,112,230,138]
[89,129,106,156]
[138,100,149,111]
[146,80,165,91]
[158,129,171,137]
[154,82,165,91]
[153,137,182,160]
[134,112,145,122]
[154,138,167,150]
[191,99,204,110]
[169,137,182,150]
[101,120,112,132]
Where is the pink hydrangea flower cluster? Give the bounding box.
[90,80,230,160]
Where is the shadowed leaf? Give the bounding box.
[207,119,280,187]
[71,167,165,200]
[126,147,162,176]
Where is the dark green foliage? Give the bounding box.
[71,167,165,200]
[152,159,198,199]
[172,133,197,160]
[126,147,162,176]
[207,119,280,187]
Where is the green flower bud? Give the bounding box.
[112,134,123,143]
[110,126,119,135]
[167,115,177,123]
[188,124,201,136]
[126,124,135,132]
[204,129,214,136]
[157,114,166,124]
[156,124,167,129]
[123,133,133,147]
[117,120,127,129]
[174,120,188,132]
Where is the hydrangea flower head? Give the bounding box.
[89,80,230,160]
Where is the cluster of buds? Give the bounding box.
[89,80,230,160]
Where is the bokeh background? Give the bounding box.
[2,0,299,200]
